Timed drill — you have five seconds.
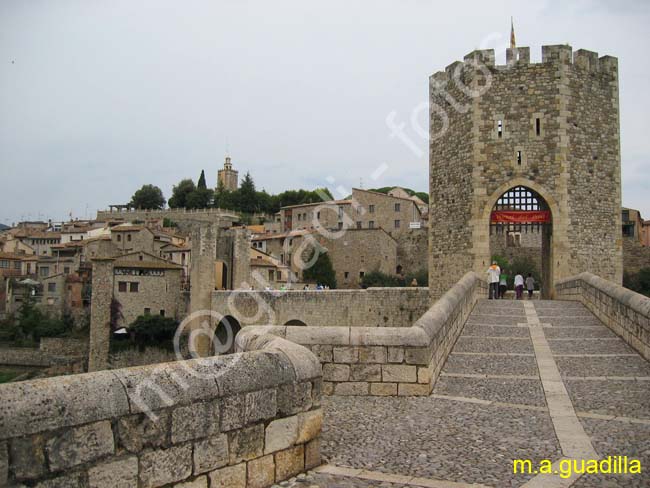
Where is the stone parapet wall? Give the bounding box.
[556,272,650,360]
[0,334,323,488]
[0,347,54,367]
[39,337,88,357]
[243,272,485,396]
[213,287,430,328]
[108,346,179,369]
[96,207,241,226]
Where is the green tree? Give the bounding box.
[130,184,166,209]
[197,169,207,190]
[236,172,259,213]
[303,249,337,288]
[510,256,541,289]
[186,188,213,209]
[168,179,196,208]
[368,187,428,204]
[491,254,510,272]
[12,291,71,343]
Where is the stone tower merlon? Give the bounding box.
[430,45,618,85]
[429,44,622,299]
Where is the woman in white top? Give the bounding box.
[514,273,525,300]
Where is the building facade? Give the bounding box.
[112,252,183,326]
[315,228,398,289]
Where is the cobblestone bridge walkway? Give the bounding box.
[284,299,650,488]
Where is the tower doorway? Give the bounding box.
[489,186,553,299]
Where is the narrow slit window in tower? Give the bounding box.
[497,120,503,138]
[535,118,541,136]
[517,151,522,165]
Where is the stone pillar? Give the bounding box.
[88,258,114,372]
[231,227,251,290]
[189,225,218,356]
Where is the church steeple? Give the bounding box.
[510,17,516,49]
[218,155,238,191]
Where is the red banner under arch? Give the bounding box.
[491,210,551,224]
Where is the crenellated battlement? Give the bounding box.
[430,44,618,86]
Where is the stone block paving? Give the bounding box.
[548,338,636,355]
[572,419,650,488]
[556,356,650,377]
[536,316,604,327]
[434,376,546,407]
[278,472,409,487]
[453,337,534,354]
[319,396,560,487]
[544,327,617,339]
[566,379,650,420]
[463,325,531,337]
[296,299,649,487]
[443,354,539,376]
[465,314,523,326]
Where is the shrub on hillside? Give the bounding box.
[361,270,402,288]
[130,314,179,350]
[624,268,650,297]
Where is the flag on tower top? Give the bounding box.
[510,17,516,49]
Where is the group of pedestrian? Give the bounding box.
[487,261,536,300]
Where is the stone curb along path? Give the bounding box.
[520,301,599,488]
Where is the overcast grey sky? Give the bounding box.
[1,0,648,225]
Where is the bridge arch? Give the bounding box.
[214,315,241,354]
[284,319,307,326]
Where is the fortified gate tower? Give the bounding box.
[429,45,622,298]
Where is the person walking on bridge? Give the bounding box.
[487,262,501,299]
[514,273,525,300]
[526,273,536,299]
[499,270,509,299]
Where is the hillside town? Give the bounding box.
[1,155,649,339]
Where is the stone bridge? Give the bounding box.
[211,287,431,329]
[1,272,648,487]
[244,272,650,487]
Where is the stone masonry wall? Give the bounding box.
[0,333,322,488]
[39,337,88,357]
[96,208,239,226]
[395,228,428,278]
[243,272,486,397]
[113,268,182,326]
[315,229,398,289]
[556,272,650,360]
[623,238,650,275]
[0,347,57,367]
[212,287,431,328]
